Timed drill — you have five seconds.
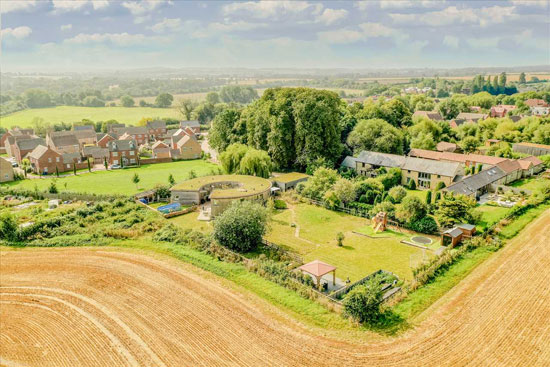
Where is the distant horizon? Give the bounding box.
[1,0,548,72]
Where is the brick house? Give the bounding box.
[107,139,138,166]
[46,131,80,154]
[412,111,443,121]
[151,141,171,159]
[490,105,516,118]
[10,137,46,163]
[174,134,202,160]
[1,127,36,153]
[73,128,97,148]
[113,126,148,145]
[28,145,64,175]
[146,120,167,141]
[180,120,200,135]
[83,145,110,164]
[97,133,116,148]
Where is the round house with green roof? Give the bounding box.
[169,175,272,218]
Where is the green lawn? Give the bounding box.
[1,160,219,195]
[0,106,181,128]
[509,177,548,192]
[406,189,428,201]
[499,203,550,239]
[265,203,427,281]
[474,205,511,230]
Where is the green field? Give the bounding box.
[1,160,219,195]
[0,106,181,129]
[265,203,429,281]
[474,205,511,230]
[510,177,548,192]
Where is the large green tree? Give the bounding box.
[213,201,269,252]
[346,118,405,155]
[209,108,243,152]
[155,93,174,108]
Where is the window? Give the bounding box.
[130,151,134,156]
[48,158,52,163]
[437,175,441,178]
[122,151,126,156]
[67,164,70,168]
[113,152,118,157]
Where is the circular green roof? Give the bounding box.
[170,175,272,199]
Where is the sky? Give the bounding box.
[1,0,549,72]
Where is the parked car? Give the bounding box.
[111,164,121,169]
[11,162,18,167]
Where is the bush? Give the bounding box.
[435,181,446,191]
[213,201,268,252]
[343,278,383,324]
[409,216,439,234]
[0,212,19,242]
[273,200,287,209]
[336,232,344,247]
[388,185,407,203]
[408,179,416,190]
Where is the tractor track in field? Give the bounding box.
[1,210,549,366]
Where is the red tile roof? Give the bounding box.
[496,160,522,174]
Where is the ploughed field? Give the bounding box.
[1,210,549,366]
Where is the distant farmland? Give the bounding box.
[0,106,181,128]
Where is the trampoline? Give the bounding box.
[411,236,432,245]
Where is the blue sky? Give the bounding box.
[1,0,549,72]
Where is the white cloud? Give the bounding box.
[509,0,548,7]
[443,35,459,48]
[65,32,161,46]
[319,22,404,44]
[223,1,315,19]
[0,0,36,14]
[315,8,348,25]
[122,0,166,15]
[52,0,110,12]
[91,0,110,9]
[148,18,181,33]
[466,37,500,49]
[355,0,444,11]
[183,20,265,39]
[390,5,518,27]
[60,24,73,31]
[1,26,33,39]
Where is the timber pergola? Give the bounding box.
[298,260,336,289]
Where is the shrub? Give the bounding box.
[409,216,439,234]
[408,179,416,190]
[435,181,446,191]
[213,201,268,252]
[48,181,58,194]
[388,186,407,203]
[343,278,383,324]
[426,190,432,205]
[0,212,19,242]
[273,199,287,209]
[336,232,344,247]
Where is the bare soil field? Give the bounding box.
[1,210,549,366]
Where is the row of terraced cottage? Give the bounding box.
[342,147,545,201]
[0,120,202,175]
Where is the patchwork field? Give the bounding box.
[0,106,181,129]
[0,160,219,195]
[1,209,548,366]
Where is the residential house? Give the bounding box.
[74,125,95,131]
[524,99,550,116]
[27,145,64,175]
[10,137,46,163]
[449,119,468,129]
[115,126,148,145]
[512,142,550,156]
[408,149,509,168]
[495,160,522,184]
[531,106,550,116]
[46,131,80,154]
[470,106,482,113]
[146,120,167,141]
[0,127,36,153]
[107,123,126,133]
[436,141,459,153]
[524,99,548,108]
[348,151,462,189]
[401,156,462,189]
[0,157,14,182]
[97,133,116,148]
[180,120,200,135]
[517,156,545,177]
[151,141,171,159]
[62,152,86,171]
[83,145,109,164]
[271,173,310,192]
[412,111,443,121]
[456,112,488,123]
[445,166,507,199]
[173,135,201,160]
[107,139,138,166]
[490,105,516,118]
[4,135,32,159]
[73,128,97,148]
